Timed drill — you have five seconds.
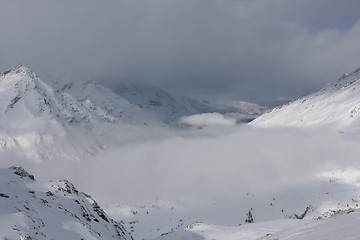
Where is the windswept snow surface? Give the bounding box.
[148,220,307,240]
[148,209,360,240]
[251,67,360,132]
[268,209,360,240]
[0,166,132,240]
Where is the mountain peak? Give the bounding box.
[0,64,38,80]
[8,165,35,180]
[349,66,360,77]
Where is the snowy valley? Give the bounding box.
[1,65,360,240]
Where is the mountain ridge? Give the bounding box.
[0,65,265,161]
[0,65,110,125]
[0,165,133,240]
[251,66,360,130]
[0,65,117,161]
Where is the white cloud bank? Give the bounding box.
[180,113,237,127]
[1,124,360,227]
[3,125,358,203]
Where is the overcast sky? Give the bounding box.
[1,0,360,105]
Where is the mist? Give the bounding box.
[2,124,359,207]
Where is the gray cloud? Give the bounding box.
[1,0,360,105]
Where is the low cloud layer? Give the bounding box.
[1,1,360,105]
[3,125,360,207]
[180,113,236,127]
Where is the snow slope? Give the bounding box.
[0,166,132,240]
[142,166,360,239]
[102,166,360,239]
[251,67,360,131]
[269,209,360,240]
[148,209,360,240]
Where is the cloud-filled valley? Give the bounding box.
[2,1,360,239]
[3,122,360,238]
[15,125,359,204]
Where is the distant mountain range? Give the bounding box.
[0,65,265,161]
[50,73,265,126]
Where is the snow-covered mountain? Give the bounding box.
[0,166,132,240]
[113,83,266,125]
[53,80,165,127]
[113,82,195,125]
[0,65,265,128]
[0,65,112,126]
[0,65,114,161]
[78,81,161,126]
[0,65,264,161]
[51,78,265,127]
[251,66,360,130]
[2,64,360,240]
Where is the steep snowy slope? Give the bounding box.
[0,166,132,240]
[251,67,360,130]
